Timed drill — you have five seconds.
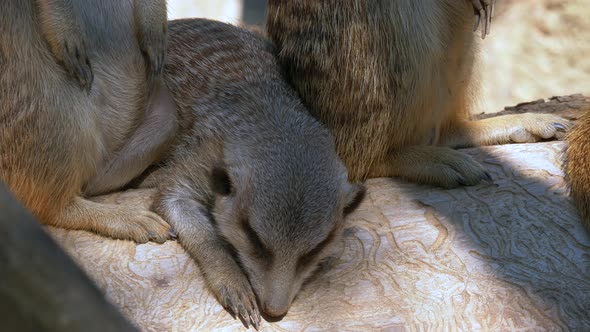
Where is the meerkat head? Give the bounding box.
[210,149,365,318]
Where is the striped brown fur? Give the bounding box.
[564,109,590,233]
[267,0,572,188]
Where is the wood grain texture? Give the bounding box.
[474,94,590,121]
[47,142,590,331]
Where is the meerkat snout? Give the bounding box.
[211,159,366,318]
[261,269,293,318]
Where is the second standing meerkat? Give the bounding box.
[266,0,573,187]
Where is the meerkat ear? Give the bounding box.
[211,165,232,196]
[343,183,366,216]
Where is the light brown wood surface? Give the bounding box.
[47,141,590,331]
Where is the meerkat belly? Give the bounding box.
[384,0,473,144]
[74,1,173,194]
[82,76,177,196]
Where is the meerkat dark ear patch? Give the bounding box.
[211,166,232,196]
[343,183,366,216]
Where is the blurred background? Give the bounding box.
[167,0,590,114]
[167,0,265,26]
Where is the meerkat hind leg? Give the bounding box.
[84,81,177,196]
[440,113,573,149]
[52,196,171,243]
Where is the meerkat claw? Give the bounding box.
[473,11,481,32]
[471,0,495,39]
[248,298,261,330]
[63,41,94,91]
[250,312,260,330]
[553,122,568,132]
[167,229,177,239]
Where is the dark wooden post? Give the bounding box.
[0,182,138,332]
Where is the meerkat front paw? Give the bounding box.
[134,0,168,80]
[36,0,94,91]
[59,37,93,91]
[470,0,495,39]
[206,266,261,330]
[138,22,167,79]
[414,150,491,188]
[389,146,492,189]
[219,282,261,330]
[43,32,93,91]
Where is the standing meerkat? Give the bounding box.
[564,110,590,233]
[0,0,176,242]
[137,19,366,328]
[266,0,573,187]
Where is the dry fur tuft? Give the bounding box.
[564,109,590,232]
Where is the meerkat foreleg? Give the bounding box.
[84,81,177,196]
[155,188,262,329]
[133,0,168,80]
[36,0,93,91]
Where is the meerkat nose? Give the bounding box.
[262,301,289,318]
[262,289,290,318]
[263,273,292,317]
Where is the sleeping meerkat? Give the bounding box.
[0,0,176,242]
[137,19,366,328]
[266,0,573,187]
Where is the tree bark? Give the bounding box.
[474,93,590,120]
